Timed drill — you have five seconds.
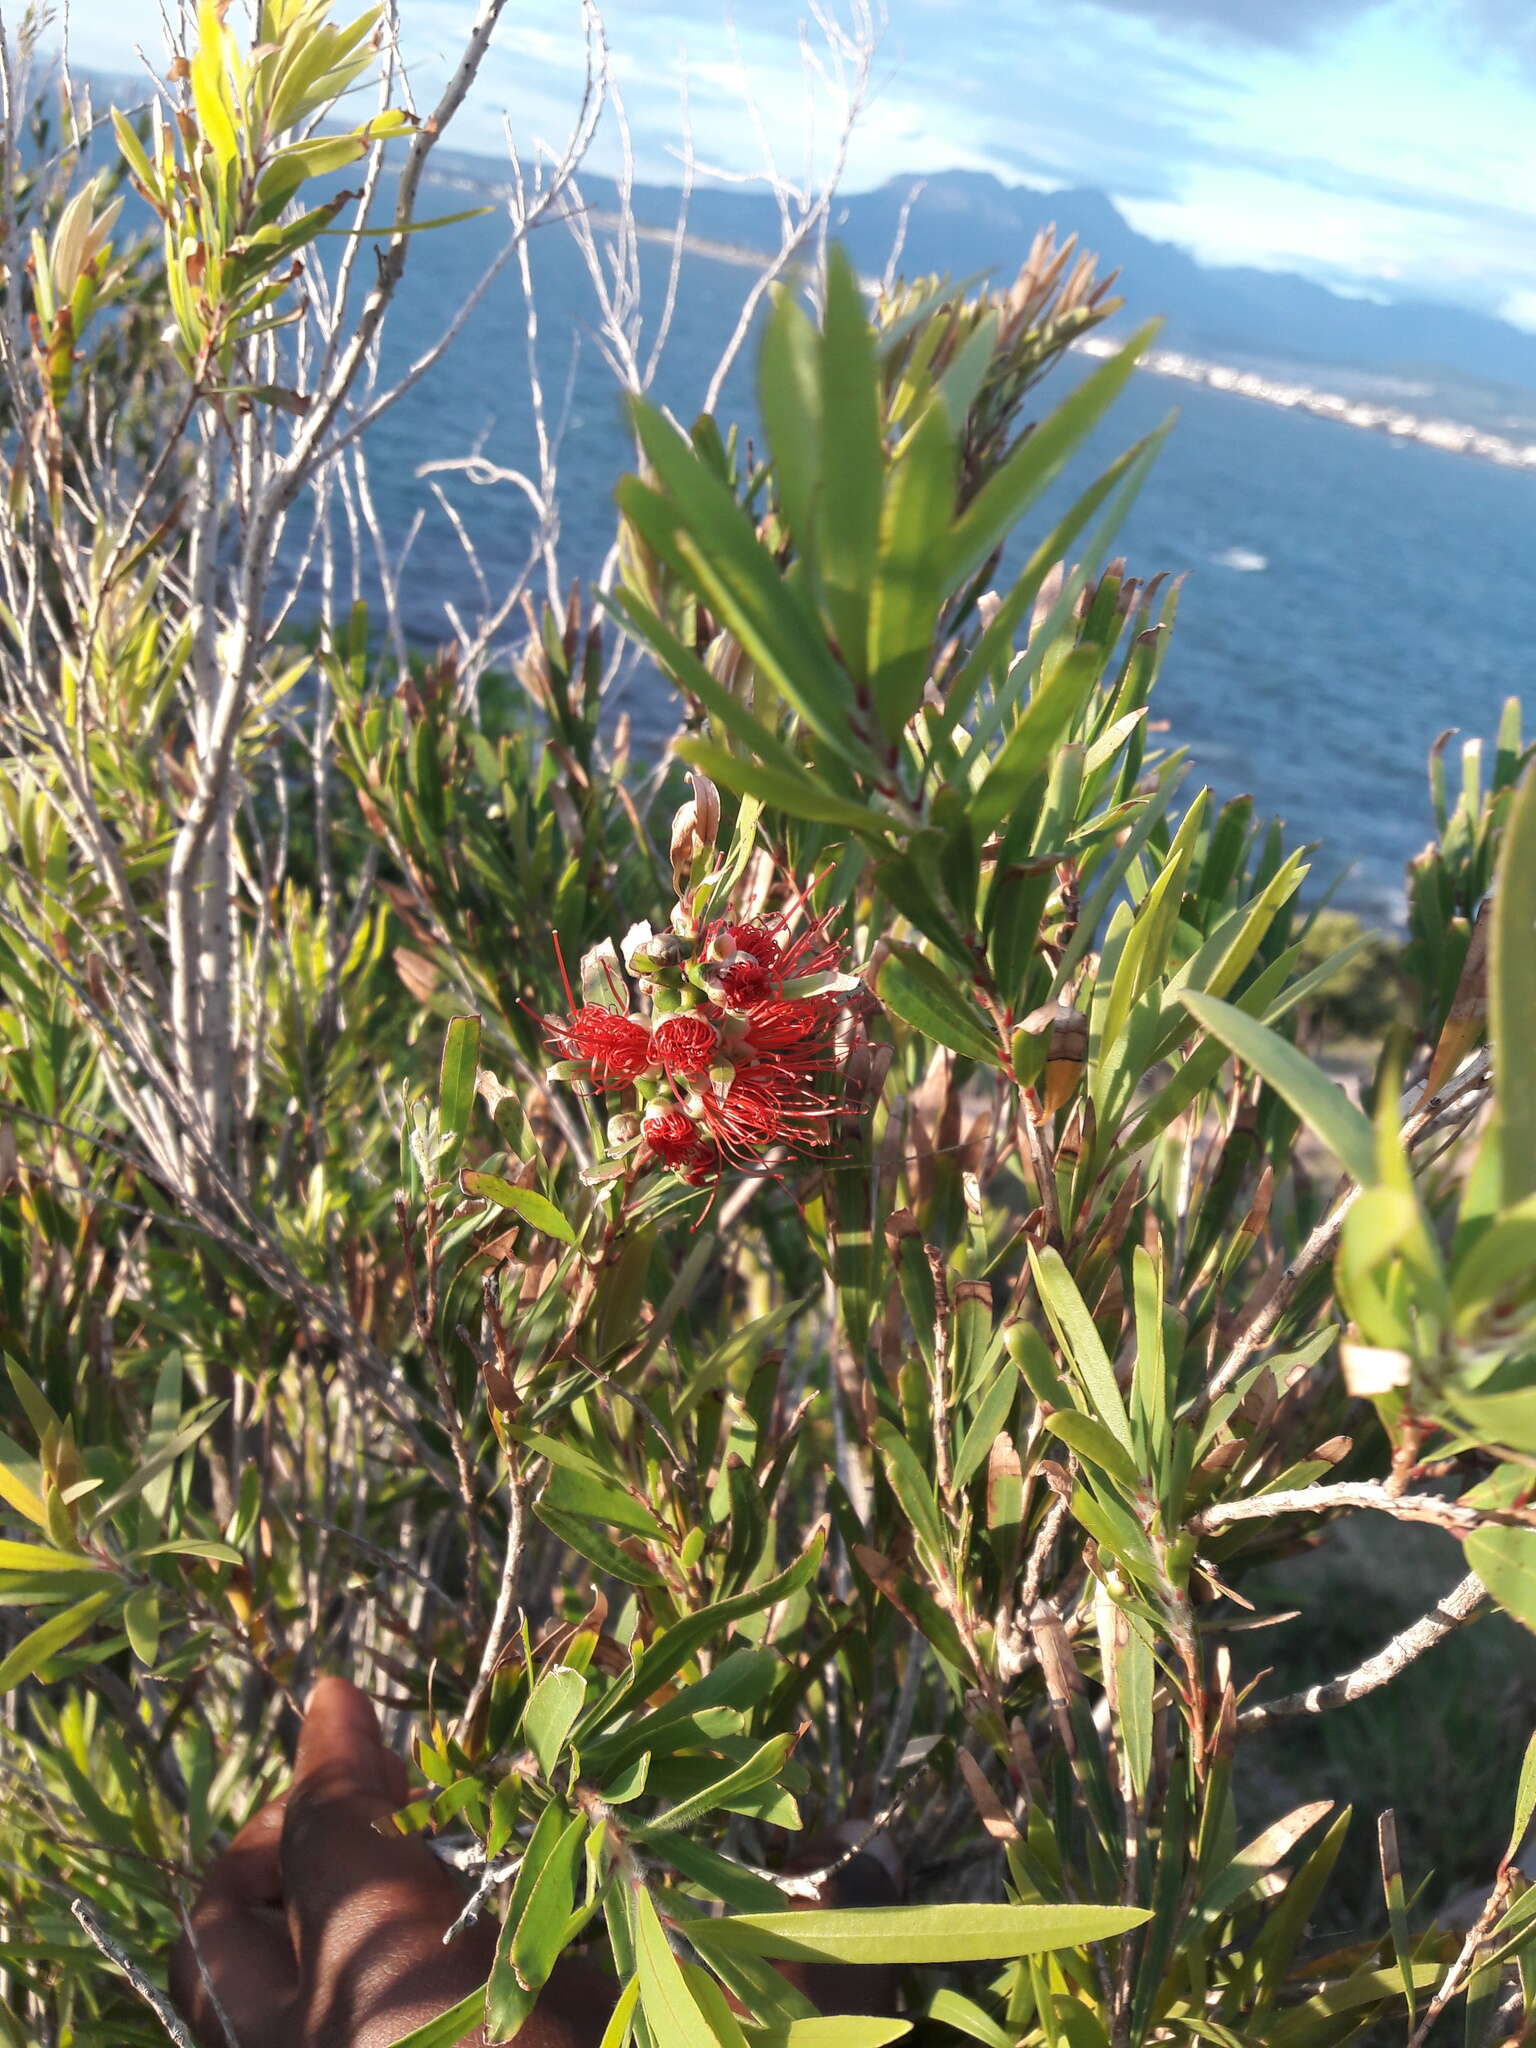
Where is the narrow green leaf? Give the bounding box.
[943,324,1159,587]
[576,1532,825,1746]
[1042,1412,1142,1494]
[867,397,954,739]
[1492,765,1536,1206]
[438,1014,482,1168]
[132,1538,244,1565]
[1178,991,1376,1184]
[0,1431,46,1529]
[510,1813,587,1994]
[1506,1730,1536,1864]
[123,1588,161,1667]
[0,1588,116,1693]
[756,2021,912,2046]
[647,1729,799,1834]
[953,1363,1022,1491]
[487,1801,571,2037]
[1130,1248,1169,1476]
[626,403,857,759]
[924,1990,1009,2044]
[1028,1246,1135,1457]
[602,584,806,780]
[597,1978,643,2048]
[1467,1526,1536,1634]
[524,1665,587,1780]
[675,739,877,833]
[686,1901,1150,1966]
[90,1402,228,1522]
[460,1173,577,1245]
[0,1541,112,1576]
[816,247,883,681]
[969,645,1105,838]
[759,286,822,558]
[633,1883,717,2048]
[382,1988,487,2048]
[872,1419,950,1573]
[877,946,1000,1066]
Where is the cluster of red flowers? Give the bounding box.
[544,907,853,1191]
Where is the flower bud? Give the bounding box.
[1019,1001,1087,1121]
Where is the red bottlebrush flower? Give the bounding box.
[776,909,843,983]
[641,1104,706,1169]
[649,1011,719,1080]
[704,920,782,972]
[546,1006,653,1089]
[680,1143,721,1187]
[741,996,836,1059]
[694,1061,837,1162]
[713,956,773,1011]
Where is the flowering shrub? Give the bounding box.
[5,9,1536,2046]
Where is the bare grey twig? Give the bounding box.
[1239,1570,1487,1728]
[69,1899,197,2048]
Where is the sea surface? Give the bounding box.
[345,201,1536,925]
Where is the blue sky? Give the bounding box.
[69,0,1536,326]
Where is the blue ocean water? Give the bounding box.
[352,205,1536,923]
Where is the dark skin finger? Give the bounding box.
[171,1678,613,2048]
[169,1796,297,2047]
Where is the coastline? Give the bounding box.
[423,165,1536,478]
[1076,332,1536,474]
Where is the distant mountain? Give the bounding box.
[541,163,1536,400]
[76,55,1536,403]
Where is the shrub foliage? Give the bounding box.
[2,6,1536,2046]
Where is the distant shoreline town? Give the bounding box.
[1076,333,1536,473]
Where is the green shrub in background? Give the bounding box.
[3,4,1536,2045]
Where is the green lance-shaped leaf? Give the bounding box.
[867,398,956,741]
[0,1540,113,1576]
[625,401,860,763]
[675,739,880,833]
[872,1418,950,1572]
[815,247,884,684]
[0,1588,117,1693]
[942,323,1161,588]
[574,1529,826,1748]
[382,1989,487,2048]
[1466,1525,1536,1635]
[509,1812,588,2001]
[1506,1728,1536,1867]
[1178,990,1377,1185]
[523,1664,588,1780]
[1491,763,1536,1206]
[438,1014,481,1170]
[759,285,823,563]
[645,1728,801,1834]
[1028,1245,1136,1457]
[685,1900,1150,1967]
[0,1431,47,1528]
[486,1801,584,2035]
[756,2022,912,2045]
[632,1882,718,2048]
[602,583,806,780]
[877,945,1000,1066]
[1042,1411,1143,1495]
[968,643,1107,839]
[459,1172,578,1245]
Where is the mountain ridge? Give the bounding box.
[600,166,1536,398]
